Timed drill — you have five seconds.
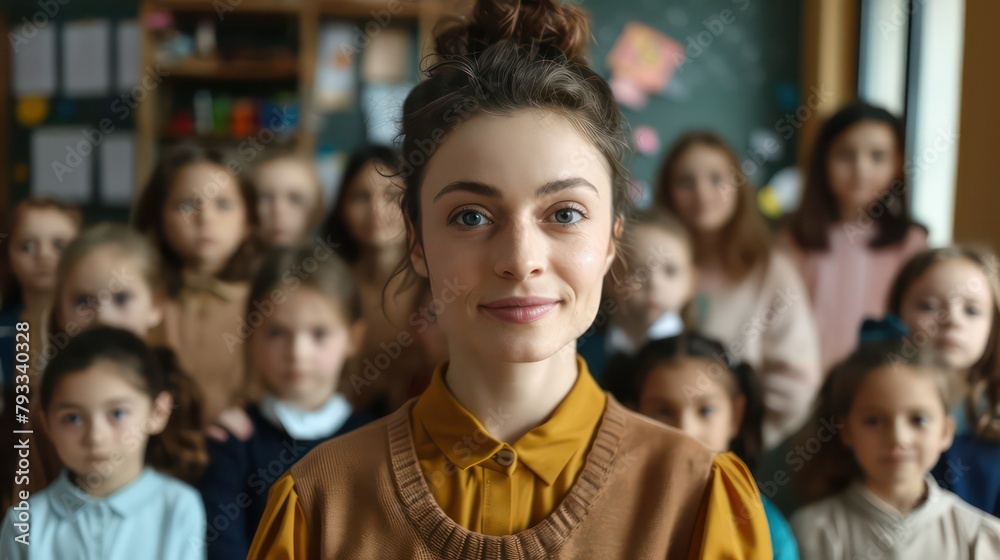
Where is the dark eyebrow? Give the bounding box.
[433,181,503,203]
[433,177,598,203]
[536,177,599,198]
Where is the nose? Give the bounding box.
[37,241,59,263]
[94,301,118,326]
[83,417,110,448]
[675,410,700,439]
[494,219,545,281]
[290,332,310,364]
[890,417,913,447]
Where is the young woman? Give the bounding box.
[249,1,772,558]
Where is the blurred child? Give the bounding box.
[783,101,926,371]
[791,337,1000,558]
[0,327,206,560]
[134,144,259,424]
[888,246,1000,515]
[657,131,821,448]
[0,198,81,385]
[323,145,445,416]
[10,223,208,508]
[0,199,80,512]
[199,244,370,559]
[636,332,799,560]
[578,209,695,397]
[52,223,166,340]
[253,150,324,247]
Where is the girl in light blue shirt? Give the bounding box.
[1,326,206,559]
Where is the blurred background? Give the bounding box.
[1,0,997,247]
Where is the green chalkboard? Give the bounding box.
[582,0,802,203]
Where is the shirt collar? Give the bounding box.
[49,467,158,519]
[179,275,243,301]
[847,474,944,524]
[412,355,606,486]
[607,311,684,354]
[259,392,353,440]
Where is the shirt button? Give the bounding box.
[494,448,515,467]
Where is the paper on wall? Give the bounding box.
[100,134,135,205]
[63,19,111,97]
[11,23,56,96]
[31,127,93,202]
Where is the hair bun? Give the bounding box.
[435,0,591,63]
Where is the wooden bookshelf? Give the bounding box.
[135,0,453,187]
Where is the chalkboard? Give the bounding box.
[583,0,803,201]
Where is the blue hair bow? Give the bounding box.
[859,314,909,343]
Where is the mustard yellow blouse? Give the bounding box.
[248,357,771,558]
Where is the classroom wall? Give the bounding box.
[952,0,1000,251]
[4,0,802,224]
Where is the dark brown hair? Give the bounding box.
[788,101,920,250]
[655,131,771,281]
[391,0,634,288]
[133,144,261,296]
[628,332,766,470]
[887,246,1000,439]
[40,326,207,484]
[797,338,959,503]
[322,145,401,265]
[1,197,82,310]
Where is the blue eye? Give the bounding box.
[912,415,929,427]
[111,409,128,421]
[552,208,583,225]
[63,414,82,426]
[113,292,132,306]
[451,210,489,228]
[313,328,328,341]
[698,406,715,417]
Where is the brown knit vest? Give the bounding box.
[288,396,718,559]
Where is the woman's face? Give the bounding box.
[668,144,740,234]
[342,160,405,250]
[413,110,619,363]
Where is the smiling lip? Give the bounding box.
[480,297,560,324]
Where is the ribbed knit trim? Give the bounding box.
[387,395,629,559]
